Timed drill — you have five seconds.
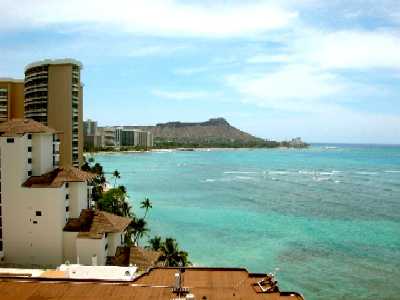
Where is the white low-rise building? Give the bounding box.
[63,209,131,266]
[0,119,130,266]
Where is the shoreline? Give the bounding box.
[85,146,310,156]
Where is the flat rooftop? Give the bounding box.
[0,267,304,300]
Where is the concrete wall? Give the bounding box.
[69,182,88,218]
[107,232,124,257]
[48,64,73,167]
[0,81,24,121]
[1,133,68,266]
[76,236,107,266]
[63,231,78,264]
[31,133,53,175]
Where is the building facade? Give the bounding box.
[24,59,84,167]
[85,122,153,149]
[0,79,24,122]
[0,119,129,266]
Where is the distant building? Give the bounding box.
[84,121,153,149]
[84,119,97,137]
[0,78,24,122]
[115,127,153,148]
[83,119,101,150]
[0,119,130,266]
[96,126,116,147]
[24,59,84,167]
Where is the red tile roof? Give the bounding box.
[0,118,56,137]
[64,210,131,239]
[129,247,163,271]
[23,166,96,188]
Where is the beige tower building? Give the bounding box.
[0,78,25,122]
[24,59,84,167]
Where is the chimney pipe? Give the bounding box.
[91,255,97,266]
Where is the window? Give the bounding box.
[66,206,69,212]
[28,158,32,164]
[28,171,32,176]
[33,220,38,224]
[66,194,69,199]
[0,241,3,251]
[28,146,32,152]
[36,211,42,216]
[105,243,108,250]
[65,183,69,188]
[27,134,32,140]
[6,138,14,143]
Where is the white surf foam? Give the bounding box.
[355,171,377,175]
[224,171,257,174]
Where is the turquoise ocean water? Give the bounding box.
[94,144,400,300]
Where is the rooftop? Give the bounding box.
[129,247,163,272]
[64,209,131,239]
[0,78,24,83]
[22,166,95,188]
[0,118,55,137]
[25,58,83,71]
[0,267,304,300]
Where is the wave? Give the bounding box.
[298,170,315,175]
[384,170,400,173]
[319,172,334,176]
[268,171,290,175]
[204,179,216,182]
[355,171,377,175]
[313,177,331,182]
[235,176,254,180]
[224,171,257,174]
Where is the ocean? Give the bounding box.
[93,144,400,300]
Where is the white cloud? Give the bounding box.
[301,29,400,69]
[246,54,291,64]
[226,65,346,112]
[128,45,190,57]
[173,66,209,75]
[152,89,217,100]
[1,0,297,38]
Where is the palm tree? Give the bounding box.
[146,236,163,251]
[112,170,120,187]
[140,198,152,218]
[159,238,190,267]
[129,217,149,246]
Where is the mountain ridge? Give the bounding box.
[130,118,307,148]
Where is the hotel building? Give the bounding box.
[24,59,84,167]
[0,119,130,266]
[115,127,154,148]
[0,78,24,122]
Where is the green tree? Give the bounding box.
[129,217,149,246]
[146,235,163,251]
[97,188,129,217]
[140,198,153,218]
[112,170,121,187]
[159,238,190,267]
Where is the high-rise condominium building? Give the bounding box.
[24,59,84,167]
[0,78,24,122]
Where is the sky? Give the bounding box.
[1,0,399,143]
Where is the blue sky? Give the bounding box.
[1,0,399,143]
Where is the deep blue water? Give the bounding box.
[94,144,400,300]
